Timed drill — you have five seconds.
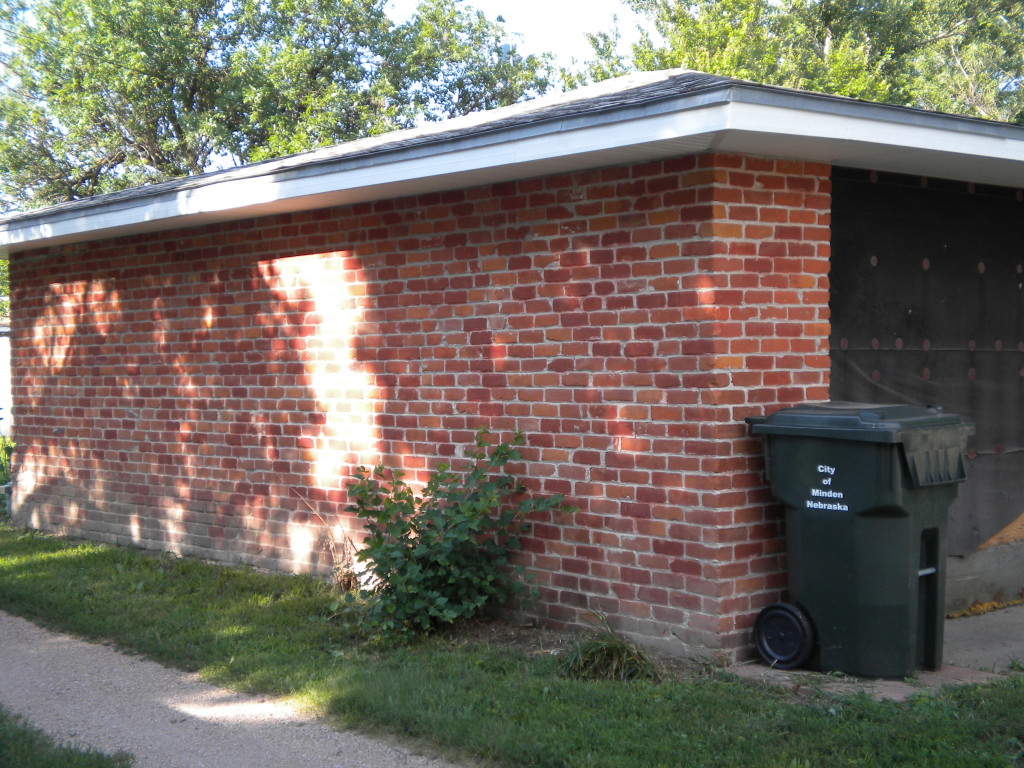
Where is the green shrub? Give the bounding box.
[0,435,13,485]
[346,429,572,639]
[0,435,14,517]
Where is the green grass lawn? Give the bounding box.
[0,704,133,767]
[0,523,1022,768]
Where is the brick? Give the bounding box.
[10,149,831,665]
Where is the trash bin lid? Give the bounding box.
[747,401,966,443]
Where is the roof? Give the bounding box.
[4,68,1024,254]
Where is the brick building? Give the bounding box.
[3,70,1024,659]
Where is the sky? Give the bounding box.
[386,0,647,69]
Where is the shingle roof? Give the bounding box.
[1,70,734,225]
[4,68,1024,252]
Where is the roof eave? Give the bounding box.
[3,81,1024,254]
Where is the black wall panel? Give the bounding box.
[830,168,1024,555]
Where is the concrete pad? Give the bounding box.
[727,661,1006,702]
[944,602,1024,674]
[729,603,1024,701]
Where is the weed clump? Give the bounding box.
[559,612,662,682]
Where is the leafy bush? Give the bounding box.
[0,435,14,518]
[346,430,571,639]
[0,435,14,485]
[559,612,662,682]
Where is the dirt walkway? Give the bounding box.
[0,611,462,768]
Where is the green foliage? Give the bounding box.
[575,0,1024,123]
[0,435,13,518]
[391,0,552,123]
[347,429,571,639]
[314,588,376,640]
[0,0,553,211]
[0,259,8,319]
[559,611,662,682]
[0,705,132,767]
[0,435,16,486]
[633,0,787,86]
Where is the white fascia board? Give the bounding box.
[6,92,1024,256]
[184,113,722,206]
[722,100,1024,185]
[0,104,732,255]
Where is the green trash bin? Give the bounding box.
[747,402,973,678]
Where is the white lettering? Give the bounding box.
[811,488,845,499]
[817,465,836,476]
[805,499,850,512]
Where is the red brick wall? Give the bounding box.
[10,152,831,658]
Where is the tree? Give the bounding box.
[575,0,1024,123]
[0,0,553,211]
[909,1,1024,122]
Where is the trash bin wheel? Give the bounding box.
[753,603,814,670]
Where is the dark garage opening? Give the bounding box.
[829,167,1024,605]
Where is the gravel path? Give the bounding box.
[0,611,463,768]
